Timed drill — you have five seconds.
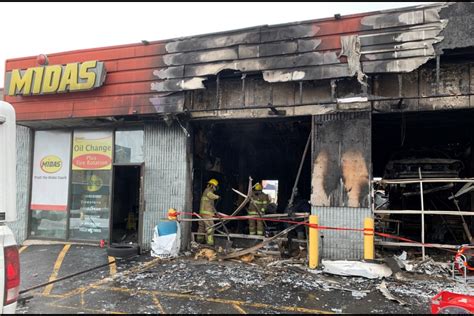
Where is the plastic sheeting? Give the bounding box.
[151,222,181,258]
[322,260,392,279]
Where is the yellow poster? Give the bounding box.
[72,131,113,170]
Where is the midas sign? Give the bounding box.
[5,60,106,96]
[40,155,62,173]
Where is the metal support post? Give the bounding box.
[309,215,319,269]
[364,217,375,260]
[419,167,425,260]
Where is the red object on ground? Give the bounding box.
[431,291,474,314]
[100,239,105,248]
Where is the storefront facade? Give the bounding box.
[5,2,473,259]
[4,49,193,251]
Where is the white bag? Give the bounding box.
[151,222,181,258]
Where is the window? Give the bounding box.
[29,130,71,239]
[115,129,144,163]
[30,210,67,239]
[69,170,112,240]
[68,130,113,241]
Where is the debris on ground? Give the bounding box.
[190,241,201,250]
[322,260,392,279]
[182,244,471,312]
[216,281,232,292]
[218,224,301,260]
[389,251,450,276]
[351,290,368,299]
[409,257,451,275]
[239,253,255,263]
[378,280,407,305]
[266,259,298,268]
[194,248,217,261]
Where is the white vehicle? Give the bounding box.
[0,101,20,314]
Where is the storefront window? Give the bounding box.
[69,130,113,241]
[114,129,144,163]
[69,170,112,240]
[30,210,67,239]
[29,130,71,239]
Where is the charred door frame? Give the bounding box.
[110,162,144,249]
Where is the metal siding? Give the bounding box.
[312,206,372,260]
[142,122,188,250]
[311,111,372,259]
[9,126,32,244]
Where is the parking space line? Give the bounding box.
[53,257,163,301]
[80,287,88,307]
[30,290,67,299]
[43,244,71,296]
[152,294,166,314]
[91,285,334,314]
[108,256,116,276]
[232,304,247,314]
[48,302,125,314]
[19,246,28,254]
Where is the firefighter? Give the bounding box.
[248,182,270,235]
[197,178,220,246]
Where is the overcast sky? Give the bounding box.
[0,2,434,87]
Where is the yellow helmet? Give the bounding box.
[255,183,263,191]
[208,178,219,187]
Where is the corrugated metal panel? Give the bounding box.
[312,206,372,260]
[142,122,188,250]
[9,126,32,244]
[313,111,370,122]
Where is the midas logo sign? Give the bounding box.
[40,155,62,173]
[5,60,106,96]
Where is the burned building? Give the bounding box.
[3,2,474,259]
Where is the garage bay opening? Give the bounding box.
[191,116,312,254]
[372,109,474,255]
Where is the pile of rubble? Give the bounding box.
[389,251,452,276]
[180,245,473,310]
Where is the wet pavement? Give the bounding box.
[15,243,467,314]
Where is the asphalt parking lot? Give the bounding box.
[16,243,432,314]
[17,243,338,314]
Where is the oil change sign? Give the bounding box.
[5,60,106,96]
[72,131,113,170]
[31,131,71,211]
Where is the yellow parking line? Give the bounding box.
[48,302,125,314]
[152,294,166,314]
[30,291,66,299]
[43,244,71,296]
[232,304,247,314]
[91,285,334,314]
[54,257,163,301]
[108,256,117,276]
[19,246,28,254]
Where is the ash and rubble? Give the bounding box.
[116,245,473,312]
[15,245,474,314]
